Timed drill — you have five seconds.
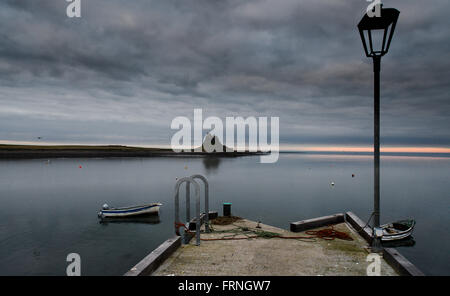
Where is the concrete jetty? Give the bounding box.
[152,218,397,276]
[125,212,424,276]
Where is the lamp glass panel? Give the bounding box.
[369,29,386,55]
[363,30,371,54]
[383,23,394,52]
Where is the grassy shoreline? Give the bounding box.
[0,144,264,159]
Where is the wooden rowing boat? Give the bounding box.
[381,219,415,241]
[98,203,162,219]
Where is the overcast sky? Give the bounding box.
[0,0,449,148]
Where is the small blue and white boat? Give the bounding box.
[98,203,162,219]
[380,219,415,241]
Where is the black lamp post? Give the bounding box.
[358,6,399,252]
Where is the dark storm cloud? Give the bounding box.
[0,0,449,146]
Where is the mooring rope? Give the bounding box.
[305,225,353,241]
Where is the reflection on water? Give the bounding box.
[99,215,161,225]
[382,237,416,248]
[0,154,449,275]
[202,157,221,173]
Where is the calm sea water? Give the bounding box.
[0,153,448,275]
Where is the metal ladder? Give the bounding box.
[174,174,209,246]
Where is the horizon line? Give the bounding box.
[1,140,450,154]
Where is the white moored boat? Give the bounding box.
[98,203,162,219]
[381,219,415,241]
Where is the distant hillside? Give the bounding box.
[0,142,265,159]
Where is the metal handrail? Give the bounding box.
[188,174,210,233]
[174,177,201,246]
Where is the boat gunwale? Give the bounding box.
[101,203,162,214]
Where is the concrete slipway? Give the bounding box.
[124,212,424,276]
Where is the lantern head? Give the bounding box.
[358,7,400,57]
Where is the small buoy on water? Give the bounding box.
[331,181,335,186]
[352,174,355,178]
[79,165,82,168]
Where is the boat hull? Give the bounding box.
[381,231,413,241]
[99,203,162,218]
[381,219,415,241]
